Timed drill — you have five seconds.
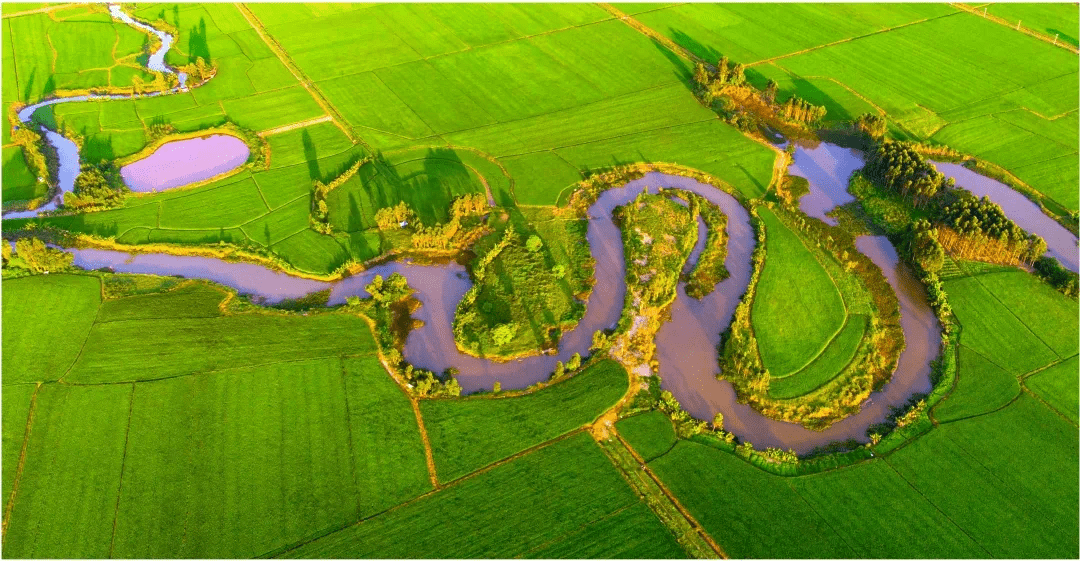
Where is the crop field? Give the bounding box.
[986,2,1080,47]
[2,3,1079,559]
[282,433,684,559]
[752,207,845,378]
[420,359,628,483]
[1025,355,1079,423]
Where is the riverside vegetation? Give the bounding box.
[2,3,1077,559]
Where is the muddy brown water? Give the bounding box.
[932,161,1079,273]
[61,171,940,453]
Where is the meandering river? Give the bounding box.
[4,7,1073,453]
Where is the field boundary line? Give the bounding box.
[614,432,728,558]
[108,383,137,558]
[236,4,362,147]
[1018,384,1079,428]
[748,9,965,67]
[258,115,332,137]
[951,3,1080,54]
[1,383,42,542]
[2,3,78,19]
[881,458,993,557]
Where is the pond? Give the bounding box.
[120,135,250,192]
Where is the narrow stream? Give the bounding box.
[3,4,190,219]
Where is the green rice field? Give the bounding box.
[2,3,1078,559]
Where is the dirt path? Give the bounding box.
[409,398,441,489]
[951,3,1080,54]
[237,4,362,147]
[2,4,77,18]
[258,115,332,137]
[598,3,704,66]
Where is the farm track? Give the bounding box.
[258,115,333,137]
[951,3,1080,54]
[107,383,137,558]
[1,3,78,19]
[613,432,727,558]
[236,4,362,147]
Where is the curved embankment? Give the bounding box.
[62,170,939,453]
[2,4,221,218]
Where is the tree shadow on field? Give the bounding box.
[650,38,694,93]
[302,129,320,181]
[187,18,210,63]
[790,77,844,122]
[1047,28,1078,47]
[669,29,721,65]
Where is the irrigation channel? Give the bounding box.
[4,6,1078,453]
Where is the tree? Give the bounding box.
[14,238,73,273]
[493,381,501,393]
[553,361,565,378]
[552,264,566,279]
[712,412,724,431]
[492,323,516,346]
[526,234,543,253]
[764,79,779,104]
[567,352,582,371]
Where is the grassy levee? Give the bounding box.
[752,206,845,378]
[2,274,101,384]
[420,359,629,483]
[2,384,132,559]
[281,433,685,559]
[64,311,376,383]
[933,345,1020,422]
[615,411,677,462]
[1025,355,1079,423]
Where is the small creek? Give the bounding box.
[3,4,198,218]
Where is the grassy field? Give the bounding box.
[2,274,101,384]
[933,345,1020,422]
[943,274,1062,375]
[1025,355,1079,423]
[643,388,1079,558]
[282,433,685,559]
[615,410,677,462]
[3,384,133,559]
[420,359,628,483]
[751,207,846,378]
[2,146,42,202]
[768,315,867,399]
[987,2,1080,47]
[1,383,36,505]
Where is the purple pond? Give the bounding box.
[120,135,249,192]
